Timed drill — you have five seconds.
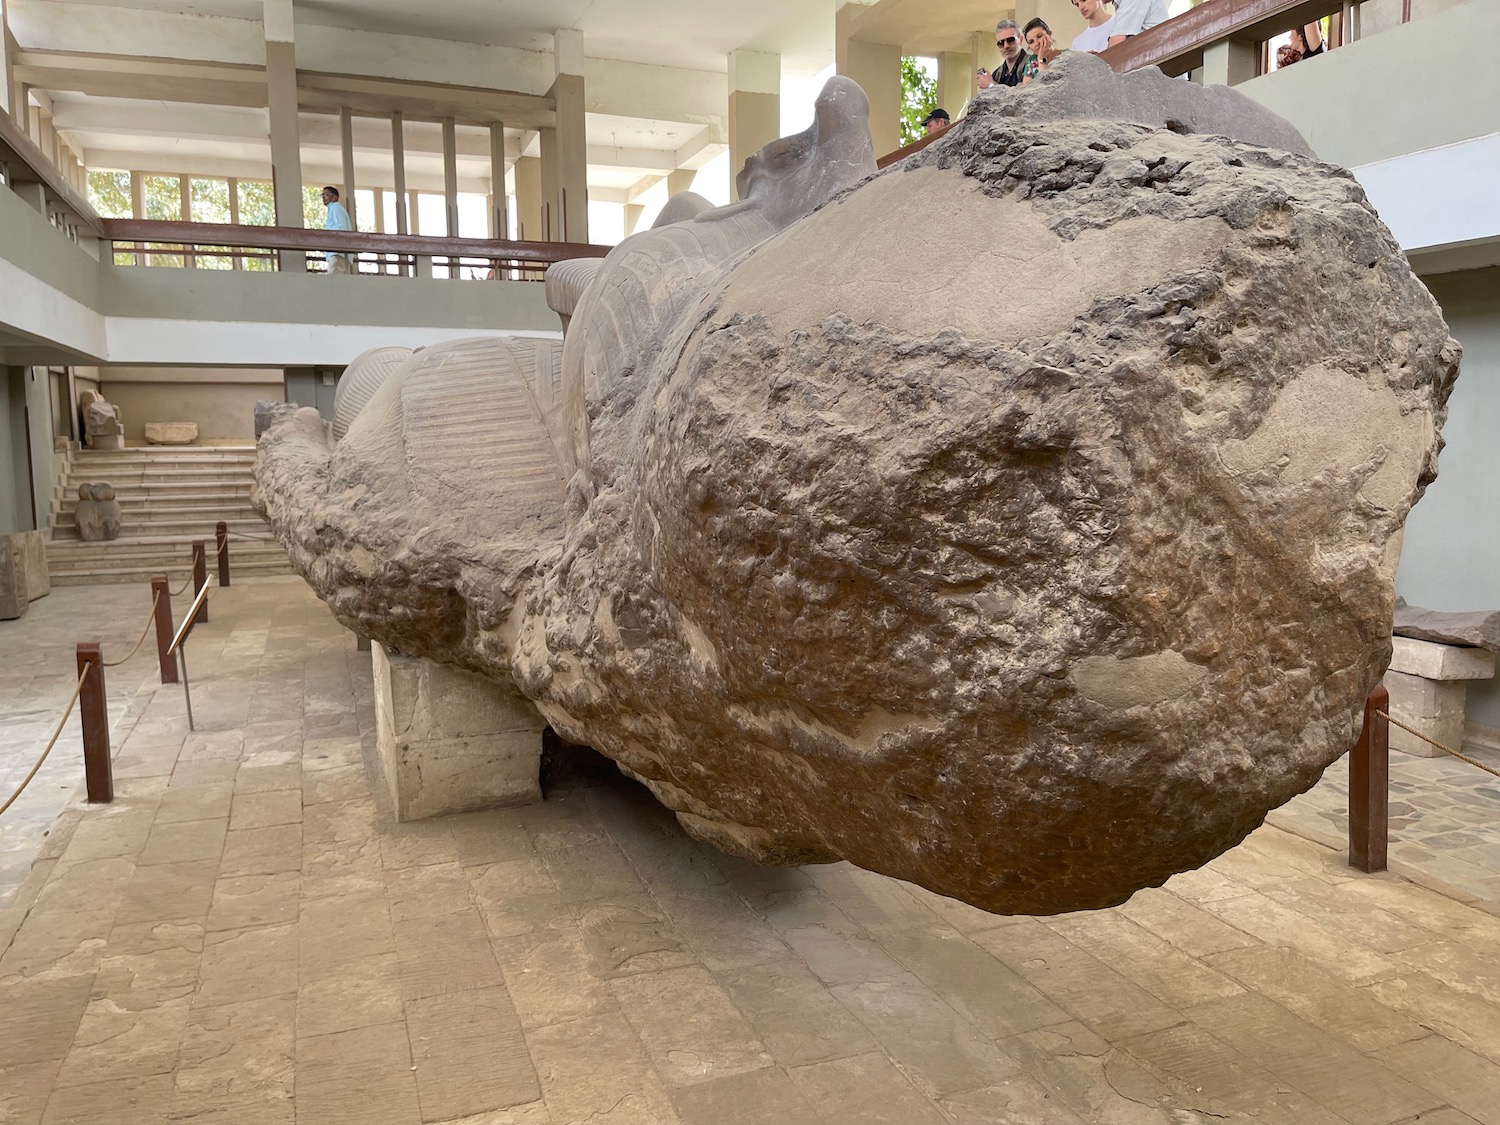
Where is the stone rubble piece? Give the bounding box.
[75,482,122,543]
[256,63,1459,915]
[1394,597,1500,652]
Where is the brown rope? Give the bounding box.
[0,663,91,818]
[169,576,194,597]
[1377,710,1500,781]
[103,590,163,668]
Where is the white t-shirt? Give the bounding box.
[1113,0,1170,37]
[1072,17,1117,53]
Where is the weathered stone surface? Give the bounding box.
[143,420,198,445]
[1394,597,1500,652]
[15,530,49,600]
[79,388,125,450]
[76,482,122,542]
[254,400,281,439]
[0,536,26,620]
[1389,637,1495,682]
[256,66,1459,914]
[332,346,413,441]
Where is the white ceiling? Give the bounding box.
[26,0,842,78]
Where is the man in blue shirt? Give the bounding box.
[321,186,354,274]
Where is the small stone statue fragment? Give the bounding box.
[75,482,122,542]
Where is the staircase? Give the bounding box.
[46,446,295,587]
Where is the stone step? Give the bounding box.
[50,560,296,587]
[61,476,255,490]
[46,541,288,564]
[50,517,275,540]
[70,451,257,466]
[56,499,258,518]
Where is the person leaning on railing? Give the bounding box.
[1070,0,1117,54]
[1108,0,1170,47]
[1277,21,1326,67]
[320,186,355,276]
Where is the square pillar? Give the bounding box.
[372,643,545,821]
[0,0,12,118]
[547,28,587,243]
[1201,39,1258,87]
[728,48,780,201]
[937,51,973,121]
[836,6,902,159]
[514,154,543,242]
[264,0,304,273]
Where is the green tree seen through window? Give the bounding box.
[900,56,939,147]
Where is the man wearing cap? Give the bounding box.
[978,20,1031,89]
[922,109,951,135]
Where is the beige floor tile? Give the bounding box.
[574,895,697,979]
[379,821,461,870]
[525,1010,681,1125]
[205,871,300,932]
[406,985,541,1121]
[469,856,569,939]
[829,973,1020,1099]
[302,764,369,807]
[610,965,774,1088]
[195,922,297,1008]
[1375,1035,1500,1125]
[228,788,303,831]
[94,920,204,1011]
[171,994,295,1123]
[938,1075,1089,1124]
[384,860,473,923]
[496,919,617,1031]
[1368,971,1500,1066]
[789,1051,950,1125]
[155,782,235,825]
[0,975,94,1068]
[0,1058,61,1125]
[876,926,1070,1039]
[137,817,227,866]
[296,1022,422,1125]
[668,1067,814,1125]
[40,1073,174,1125]
[1116,887,1261,958]
[1184,991,1444,1125]
[219,823,303,877]
[297,953,405,1038]
[113,859,218,926]
[298,890,395,972]
[1043,910,1245,1009]
[393,908,504,1001]
[52,994,191,1086]
[540,842,648,903]
[718,958,876,1068]
[654,887,793,972]
[1197,892,1400,985]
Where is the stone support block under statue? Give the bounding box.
[1383,636,1495,758]
[372,642,545,821]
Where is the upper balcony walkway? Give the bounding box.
[2,0,1496,369]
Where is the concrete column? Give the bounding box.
[1200,39,1258,86]
[263,0,304,235]
[624,202,644,236]
[547,28,587,243]
[514,155,542,241]
[179,174,196,269]
[390,112,408,235]
[441,116,459,237]
[666,168,696,197]
[489,122,508,240]
[538,128,558,240]
[339,106,357,227]
[0,0,11,118]
[835,5,902,159]
[937,51,973,121]
[727,48,779,200]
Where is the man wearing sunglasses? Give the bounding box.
[978,19,1031,89]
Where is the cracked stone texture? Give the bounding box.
[255,61,1459,915]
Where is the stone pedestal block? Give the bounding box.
[1383,637,1496,758]
[144,421,199,445]
[0,539,26,620]
[12,532,49,601]
[372,642,545,821]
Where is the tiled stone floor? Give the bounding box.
[1,577,1499,1124]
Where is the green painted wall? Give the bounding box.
[285,368,341,420]
[0,367,25,535]
[1238,0,1500,170]
[1396,267,1500,728]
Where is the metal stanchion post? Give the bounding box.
[76,643,113,803]
[192,541,208,624]
[1349,684,1389,873]
[216,521,231,587]
[151,575,178,684]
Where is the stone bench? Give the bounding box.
[1382,636,1495,758]
[371,642,545,820]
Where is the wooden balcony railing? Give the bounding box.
[100,219,610,281]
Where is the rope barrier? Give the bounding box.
[0,663,92,818]
[103,591,163,668]
[1377,710,1500,781]
[226,529,275,544]
[169,576,194,597]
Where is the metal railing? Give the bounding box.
[101,219,610,281]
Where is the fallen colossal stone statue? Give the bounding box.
[255,56,1459,914]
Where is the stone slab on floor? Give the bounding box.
[0,576,1498,1125]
